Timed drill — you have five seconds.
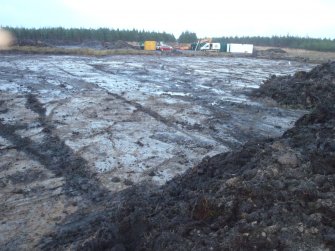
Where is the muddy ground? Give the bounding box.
[0,54,325,250]
[43,61,334,251]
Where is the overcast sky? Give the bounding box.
[1,0,335,39]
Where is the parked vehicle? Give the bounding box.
[156,42,173,51]
[158,44,173,51]
[200,43,221,51]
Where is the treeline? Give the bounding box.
[214,35,335,52]
[3,27,335,52]
[178,31,198,43]
[2,27,176,43]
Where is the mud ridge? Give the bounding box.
[253,61,335,109]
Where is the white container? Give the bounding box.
[227,43,253,54]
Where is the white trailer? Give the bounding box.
[200,43,221,51]
[227,43,253,54]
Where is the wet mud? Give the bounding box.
[0,54,323,250]
[49,62,334,251]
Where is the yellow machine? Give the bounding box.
[144,41,157,51]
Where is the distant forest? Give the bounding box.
[3,27,177,43]
[3,27,335,52]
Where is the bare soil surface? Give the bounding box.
[49,61,334,251]
[254,46,335,64]
[0,55,323,250]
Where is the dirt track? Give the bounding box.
[0,55,314,250]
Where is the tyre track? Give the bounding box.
[1,94,109,199]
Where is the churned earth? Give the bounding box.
[0,54,318,250]
[51,61,334,251]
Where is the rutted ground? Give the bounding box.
[0,55,313,250]
[42,62,335,251]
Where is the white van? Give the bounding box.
[200,43,221,51]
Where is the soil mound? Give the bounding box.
[42,62,335,250]
[253,61,335,108]
[17,39,49,47]
[67,40,140,50]
[265,48,287,54]
[103,40,140,50]
[83,112,334,251]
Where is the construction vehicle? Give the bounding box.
[144,41,157,51]
[194,38,224,52]
[142,41,173,51]
[192,38,227,52]
[193,38,212,51]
